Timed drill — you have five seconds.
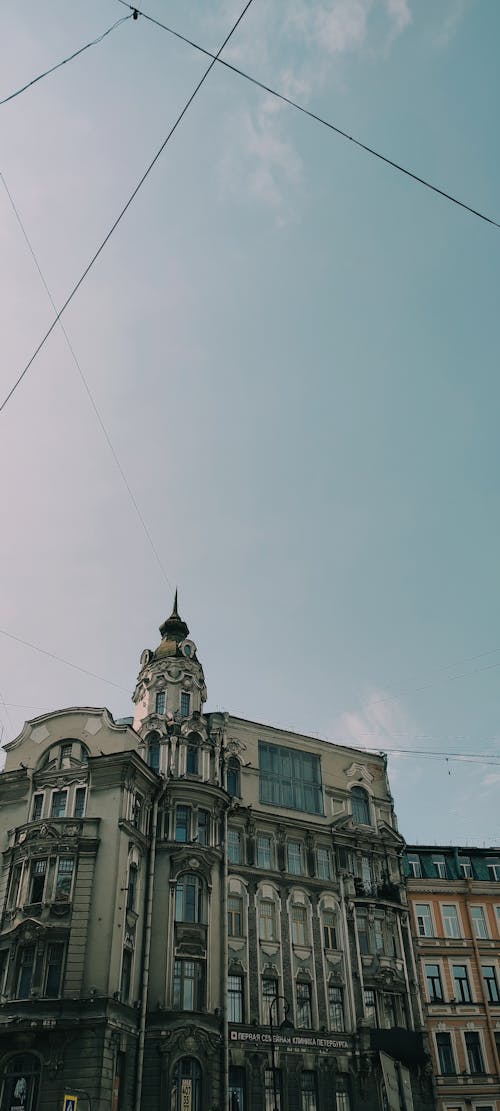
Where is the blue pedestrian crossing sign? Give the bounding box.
[63,1097,78,1111]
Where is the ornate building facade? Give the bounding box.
[0,599,433,1111]
[404,845,500,1111]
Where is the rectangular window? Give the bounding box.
[16,946,35,998]
[287,841,304,875]
[317,847,332,880]
[259,741,323,816]
[127,865,138,912]
[436,1032,455,1074]
[173,959,204,1011]
[262,977,278,1022]
[29,858,47,903]
[155,691,165,714]
[433,856,447,879]
[482,964,500,1003]
[60,743,72,764]
[407,853,422,878]
[486,858,500,881]
[175,806,190,842]
[228,974,244,1023]
[259,900,276,942]
[228,829,241,865]
[32,794,43,821]
[465,1031,484,1074]
[364,989,377,1024]
[51,790,67,818]
[425,963,444,1002]
[291,905,307,946]
[442,905,461,938]
[186,746,198,775]
[471,906,488,939]
[296,981,313,1028]
[228,895,243,938]
[335,1076,351,1111]
[459,856,473,878]
[8,863,23,909]
[74,787,86,819]
[301,1070,318,1111]
[452,964,472,1003]
[0,950,8,995]
[257,834,272,869]
[197,810,209,846]
[180,691,191,717]
[323,911,337,949]
[415,903,433,937]
[44,942,64,997]
[229,1067,245,1111]
[55,857,74,902]
[357,910,369,954]
[328,985,344,1031]
[265,1068,282,1111]
[120,949,132,1003]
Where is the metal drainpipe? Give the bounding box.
[222,800,229,1110]
[339,874,356,1027]
[134,789,160,1111]
[464,879,500,1077]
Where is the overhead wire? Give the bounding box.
[116,0,500,232]
[0,14,133,107]
[0,627,130,693]
[0,0,256,416]
[0,171,173,593]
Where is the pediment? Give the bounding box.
[345,762,374,784]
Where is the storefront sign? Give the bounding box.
[229,1027,351,1052]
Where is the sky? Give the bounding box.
[1,0,499,845]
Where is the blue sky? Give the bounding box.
[1,0,499,844]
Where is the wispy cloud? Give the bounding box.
[433,0,471,50]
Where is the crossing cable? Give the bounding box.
[0,171,173,592]
[0,14,133,107]
[0,0,256,416]
[116,0,500,232]
[0,626,130,693]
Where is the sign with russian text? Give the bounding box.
[181,1079,192,1111]
[229,1027,351,1052]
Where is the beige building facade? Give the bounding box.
[0,599,434,1111]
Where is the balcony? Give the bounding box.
[353,878,403,903]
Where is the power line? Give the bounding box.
[0,171,173,593]
[118,0,500,232]
[0,627,130,693]
[0,14,133,107]
[0,0,256,416]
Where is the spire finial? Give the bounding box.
[158,589,189,641]
[172,588,179,617]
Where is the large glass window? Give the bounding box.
[482,965,500,1003]
[436,1032,455,1074]
[51,790,67,818]
[228,829,241,864]
[465,1032,485,1074]
[259,900,276,941]
[228,896,243,937]
[175,874,203,923]
[0,1054,41,1111]
[351,787,370,825]
[175,806,190,842]
[472,906,489,939]
[442,905,461,938]
[171,1057,202,1111]
[228,974,244,1022]
[291,905,307,946]
[425,963,443,1002]
[180,691,191,717]
[173,960,204,1010]
[301,1071,318,1111]
[259,742,323,815]
[287,841,304,875]
[55,857,74,902]
[316,847,332,880]
[452,964,472,1003]
[257,835,272,869]
[328,985,344,1031]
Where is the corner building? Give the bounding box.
[405,845,500,1111]
[0,600,433,1111]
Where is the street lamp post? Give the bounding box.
[268,994,293,1111]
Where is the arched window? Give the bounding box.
[147,731,161,772]
[175,874,204,923]
[351,787,371,825]
[171,1057,202,1111]
[226,757,240,798]
[0,1054,41,1111]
